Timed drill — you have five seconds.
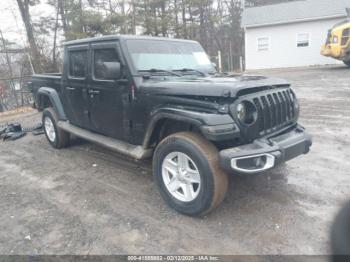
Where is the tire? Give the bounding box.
[42,107,70,149]
[343,60,350,67]
[331,201,350,256]
[153,132,228,216]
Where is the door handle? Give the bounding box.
[66,86,75,91]
[88,90,100,95]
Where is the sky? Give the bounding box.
[1,0,55,47]
[0,0,242,48]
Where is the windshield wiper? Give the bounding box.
[173,68,207,77]
[138,69,182,77]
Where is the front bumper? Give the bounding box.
[219,125,312,174]
[321,44,343,59]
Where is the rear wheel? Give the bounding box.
[42,107,70,149]
[153,132,228,216]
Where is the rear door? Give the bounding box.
[63,45,90,128]
[88,42,126,139]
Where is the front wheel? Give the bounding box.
[153,132,228,216]
[343,60,350,67]
[42,107,70,149]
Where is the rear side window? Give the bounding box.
[69,50,87,78]
[94,48,119,80]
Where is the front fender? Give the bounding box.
[142,107,240,148]
[37,87,67,121]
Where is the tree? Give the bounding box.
[0,30,19,107]
[17,0,284,78]
[16,0,43,73]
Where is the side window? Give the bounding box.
[94,48,119,80]
[341,29,350,46]
[69,50,87,78]
[257,37,269,51]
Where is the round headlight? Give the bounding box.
[236,101,257,125]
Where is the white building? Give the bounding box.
[242,0,350,70]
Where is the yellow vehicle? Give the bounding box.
[321,19,350,66]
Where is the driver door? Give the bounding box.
[87,42,126,139]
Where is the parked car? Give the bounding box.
[28,35,312,216]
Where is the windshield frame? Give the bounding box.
[122,38,215,76]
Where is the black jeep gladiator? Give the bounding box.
[29,35,312,216]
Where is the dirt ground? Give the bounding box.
[0,65,349,256]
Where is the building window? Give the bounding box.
[69,50,87,78]
[257,37,270,51]
[297,33,310,47]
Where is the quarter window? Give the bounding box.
[257,37,269,51]
[297,33,310,47]
[69,50,87,78]
[94,48,119,80]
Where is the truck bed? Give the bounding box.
[32,73,62,95]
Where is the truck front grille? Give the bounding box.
[252,88,297,136]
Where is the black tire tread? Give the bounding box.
[154,132,228,216]
[42,107,70,149]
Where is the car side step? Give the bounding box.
[57,121,153,160]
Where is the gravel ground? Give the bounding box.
[0,65,349,256]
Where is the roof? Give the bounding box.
[64,35,197,46]
[242,0,350,28]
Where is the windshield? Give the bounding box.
[126,39,215,74]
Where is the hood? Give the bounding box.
[140,75,290,98]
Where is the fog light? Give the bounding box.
[231,154,275,174]
[236,155,267,169]
[253,156,265,168]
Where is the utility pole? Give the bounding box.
[241,0,246,72]
[0,29,19,107]
[52,0,60,71]
[131,0,136,35]
[218,50,222,73]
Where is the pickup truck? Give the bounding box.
[29,35,312,216]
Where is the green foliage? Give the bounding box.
[83,10,108,36]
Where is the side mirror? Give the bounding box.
[102,61,121,79]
